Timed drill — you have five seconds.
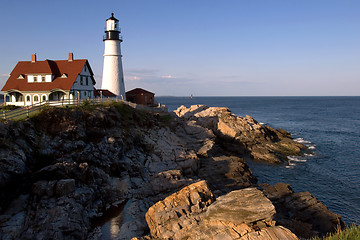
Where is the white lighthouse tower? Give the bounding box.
[101,13,126,99]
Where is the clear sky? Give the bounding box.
[0,0,359,96]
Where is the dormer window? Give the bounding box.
[61,73,68,78]
[41,76,45,82]
[34,76,37,82]
[17,74,25,79]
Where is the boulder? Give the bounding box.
[55,179,75,196]
[145,181,299,240]
[205,187,276,224]
[145,180,215,239]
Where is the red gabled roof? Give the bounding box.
[126,88,154,95]
[1,59,93,92]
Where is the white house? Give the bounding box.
[2,53,96,106]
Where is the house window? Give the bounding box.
[80,76,83,85]
[42,95,46,101]
[34,96,39,102]
[26,96,30,102]
[84,66,87,72]
[84,91,87,96]
[34,76,37,82]
[86,77,88,85]
[41,76,45,82]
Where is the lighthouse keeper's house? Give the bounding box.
[2,53,95,106]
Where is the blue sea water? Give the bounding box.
[156,96,360,225]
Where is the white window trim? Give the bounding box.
[33,94,40,102]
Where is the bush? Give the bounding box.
[0,105,21,112]
[312,225,360,240]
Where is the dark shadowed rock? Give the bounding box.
[261,183,343,238]
[56,179,76,196]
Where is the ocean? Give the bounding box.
[156,96,360,225]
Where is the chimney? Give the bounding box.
[68,52,74,62]
[31,54,36,63]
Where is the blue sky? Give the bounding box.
[0,0,359,96]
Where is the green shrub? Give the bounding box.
[0,105,21,112]
[312,225,360,240]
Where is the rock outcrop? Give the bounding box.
[144,181,298,240]
[261,183,343,239]
[0,103,342,239]
[175,105,306,164]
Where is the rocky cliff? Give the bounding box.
[0,103,342,239]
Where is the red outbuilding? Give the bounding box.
[126,88,155,106]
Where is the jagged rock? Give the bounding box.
[175,105,306,163]
[145,182,298,240]
[56,179,75,196]
[198,155,256,194]
[145,180,215,239]
[148,170,195,195]
[261,183,343,238]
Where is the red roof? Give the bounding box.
[126,88,154,95]
[94,88,117,97]
[1,59,94,92]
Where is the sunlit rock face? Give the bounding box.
[174,105,306,163]
[145,181,299,240]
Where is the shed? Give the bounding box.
[126,88,155,106]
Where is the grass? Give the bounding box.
[312,225,360,240]
[160,113,172,125]
[112,101,133,119]
[2,100,160,124]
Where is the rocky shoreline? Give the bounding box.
[0,103,343,239]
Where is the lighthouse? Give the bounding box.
[101,13,126,99]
